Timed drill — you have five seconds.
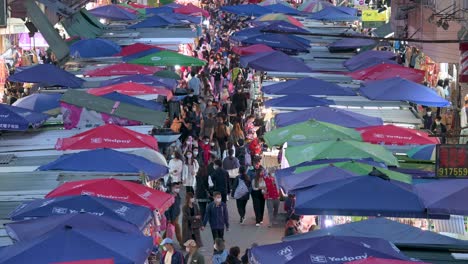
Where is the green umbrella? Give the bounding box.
[285,140,399,167]
[129,50,206,67]
[119,3,146,16]
[153,70,181,80]
[264,119,362,147]
[295,161,412,184]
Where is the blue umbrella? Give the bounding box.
[128,13,185,29]
[89,4,137,20]
[344,50,396,70]
[5,212,141,242]
[265,95,334,108]
[241,33,310,53]
[70,38,122,58]
[264,3,301,15]
[101,92,164,111]
[261,20,309,34]
[8,64,84,88]
[122,48,165,61]
[250,235,413,264]
[38,149,168,180]
[100,74,177,89]
[240,51,312,73]
[345,57,397,71]
[12,93,61,113]
[0,104,49,131]
[145,6,174,15]
[221,4,271,17]
[406,144,436,161]
[329,37,377,52]
[415,179,468,215]
[263,77,355,96]
[310,6,359,21]
[170,13,202,24]
[0,226,153,264]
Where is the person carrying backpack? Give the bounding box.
[231,166,251,224]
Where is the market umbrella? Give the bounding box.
[232,44,274,56]
[275,106,383,128]
[240,51,312,72]
[347,258,429,264]
[88,82,173,99]
[70,38,121,58]
[100,92,164,111]
[174,3,209,17]
[55,124,159,151]
[146,6,174,15]
[263,77,355,96]
[258,0,288,6]
[115,43,165,57]
[406,144,436,161]
[350,63,425,83]
[38,149,168,181]
[84,63,162,77]
[415,179,468,215]
[249,235,413,264]
[344,50,396,69]
[309,6,359,21]
[129,50,206,66]
[5,213,140,242]
[128,13,185,28]
[9,195,153,230]
[100,74,177,89]
[256,13,303,27]
[265,94,334,108]
[0,104,49,131]
[89,4,137,20]
[298,0,333,13]
[264,119,362,146]
[260,20,310,34]
[357,125,440,145]
[55,259,114,264]
[264,3,301,15]
[285,140,399,167]
[0,226,153,264]
[12,93,61,114]
[346,57,397,72]
[153,69,181,80]
[46,178,174,211]
[8,64,84,88]
[220,4,271,17]
[329,37,377,52]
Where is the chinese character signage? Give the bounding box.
[436,144,468,177]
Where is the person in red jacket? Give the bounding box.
[263,170,280,227]
[199,136,212,166]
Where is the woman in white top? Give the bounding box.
[183,150,199,194]
[167,151,184,185]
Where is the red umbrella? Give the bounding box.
[115,43,165,57]
[174,4,209,17]
[46,178,174,211]
[346,257,430,264]
[84,63,162,77]
[128,2,150,8]
[356,125,440,145]
[53,259,114,264]
[232,44,274,56]
[55,124,159,151]
[87,82,173,100]
[349,63,425,83]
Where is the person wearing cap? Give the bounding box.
[160,238,184,264]
[183,239,205,264]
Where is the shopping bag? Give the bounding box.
[234,179,249,199]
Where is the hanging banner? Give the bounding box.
[460,42,468,83]
[362,9,389,28]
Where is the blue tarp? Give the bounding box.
[0,104,49,131]
[8,64,84,88]
[265,94,334,108]
[128,14,185,28]
[0,227,153,264]
[264,3,301,15]
[70,38,121,58]
[146,6,174,15]
[241,51,312,72]
[241,33,310,53]
[5,213,141,242]
[360,77,450,107]
[12,93,61,113]
[9,195,152,230]
[310,6,359,21]
[275,106,383,128]
[38,149,168,180]
[101,92,164,111]
[344,50,396,69]
[345,57,397,71]
[100,74,177,89]
[89,4,137,20]
[221,4,271,17]
[263,77,356,96]
[284,218,468,246]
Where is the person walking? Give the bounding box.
[212,238,228,264]
[195,165,211,219]
[224,247,242,264]
[251,169,266,227]
[168,151,184,185]
[263,171,280,227]
[183,239,205,264]
[183,151,199,194]
[231,166,251,224]
[202,191,229,241]
[160,238,184,264]
[182,192,203,248]
[165,183,183,247]
[210,160,230,203]
[222,148,240,193]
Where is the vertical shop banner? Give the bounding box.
[461,42,468,83]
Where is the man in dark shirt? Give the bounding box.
[211,64,222,100]
[210,159,230,203]
[165,183,183,247]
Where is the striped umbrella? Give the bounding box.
[298,0,333,13]
[407,144,436,161]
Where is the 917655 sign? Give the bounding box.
[436,144,468,177]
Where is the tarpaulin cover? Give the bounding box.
[345,57,397,72]
[359,77,450,107]
[88,82,173,99]
[241,33,309,53]
[249,235,412,264]
[174,3,209,17]
[260,20,309,34]
[344,50,396,68]
[264,119,362,146]
[329,37,377,51]
[285,217,467,247]
[129,50,206,66]
[285,140,399,167]
[89,4,137,20]
[5,213,141,242]
[294,176,426,217]
[221,4,271,17]
[101,92,164,111]
[84,63,162,77]
[9,195,152,230]
[115,43,165,57]
[13,93,61,113]
[128,14,185,28]
[350,63,425,83]
[264,3,301,15]
[8,64,84,88]
[0,104,49,131]
[240,51,312,72]
[0,227,153,264]
[310,6,359,21]
[263,77,356,96]
[415,179,468,215]
[38,148,168,180]
[265,94,334,108]
[232,44,274,56]
[70,38,121,58]
[100,74,177,89]
[46,178,174,211]
[357,125,440,145]
[55,124,159,151]
[275,106,383,128]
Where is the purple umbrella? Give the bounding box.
[100,74,177,89]
[265,95,334,108]
[415,179,468,215]
[89,4,137,20]
[263,77,356,96]
[0,104,49,131]
[344,50,396,69]
[240,51,312,72]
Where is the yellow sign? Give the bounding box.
[362,10,388,22]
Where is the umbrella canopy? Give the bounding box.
[415,179,468,215]
[38,149,168,181]
[55,259,114,264]
[128,14,185,28]
[8,64,84,88]
[153,70,181,80]
[259,0,287,5]
[357,125,440,145]
[265,95,334,108]
[256,13,303,27]
[12,93,61,114]
[275,106,383,128]
[344,50,396,69]
[220,4,271,17]
[360,77,450,107]
[55,124,159,151]
[294,175,426,217]
[9,195,153,230]
[298,0,333,12]
[260,20,309,34]
[264,3,300,15]
[347,258,429,264]
[350,63,425,83]
[70,38,121,58]
[329,37,377,52]
[346,57,397,72]
[170,13,202,24]
[84,63,162,77]
[174,3,209,17]
[0,104,49,131]
[250,235,412,264]
[46,178,174,211]
[240,51,312,72]
[88,82,173,99]
[89,4,137,20]
[146,6,174,15]
[129,50,206,66]
[241,33,309,53]
[264,119,362,146]
[101,92,164,111]
[100,74,177,89]
[115,43,165,57]
[0,227,153,264]
[232,44,274,56]
[263,77,355,96]
[407,144,436,161]
[310,6,359,21]
[5,213,140,242]
[285,140,399,167]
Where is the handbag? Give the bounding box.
[234,178,249,199]
[227,168,239,178]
